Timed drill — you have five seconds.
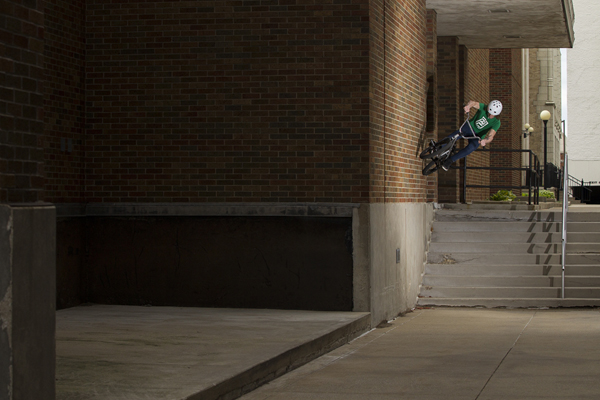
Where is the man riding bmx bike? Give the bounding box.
[441,100,502,171]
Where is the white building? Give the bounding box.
[567,0,600,185]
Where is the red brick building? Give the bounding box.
[0,1,575,397]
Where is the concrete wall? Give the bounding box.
[56,202,435,328]
[84,215,353,311]
[354,203,434,326]
[0,205,56,400]
[0,206,10,399]
[57,204,356,312]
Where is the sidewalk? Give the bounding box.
[55,305,370,400]
[241,307,600,400]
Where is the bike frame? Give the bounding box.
[420,112,482,175]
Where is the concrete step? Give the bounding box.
[419,286,600,299]
[432,231,600,243]
[434,221,600,233]
[428,242,599,254]
[435,210,563,222]
[436,209,600,223]
[426,252,600,265]
[432,221,562,233]
[420,206,600,308]
[424,264,600,276]
[440,203,554,211]
[417,298,600,308]
[422,275,600,288]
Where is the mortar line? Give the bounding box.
[474,311,536,400]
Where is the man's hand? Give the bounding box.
[464,100,480,114]
[480,139,487,147]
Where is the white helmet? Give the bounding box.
[487,100,503,116]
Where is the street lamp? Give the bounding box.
[523,123,534,138]
[540,110,551,188]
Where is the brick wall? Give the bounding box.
[490,48,522,195]
[0,0,45,203]
[44,0,86,203]
[84,0,372,203]
[370,0,428,203]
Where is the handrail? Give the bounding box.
[566,174,593,203]
[561,154,568,299]
[461,148,542,205]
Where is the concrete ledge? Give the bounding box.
[56,306,371,400]
[443,202,558,211]
[56,203,360,218]
[417,298,600,308]
[1,204,56,400]
[197,312,371,400]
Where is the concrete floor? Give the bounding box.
[57,306,600,400]
[241,307,600,400]
[55,305,370,400]
[55,205,600,400]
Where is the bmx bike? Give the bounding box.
[419,113,481,175]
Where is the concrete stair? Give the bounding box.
[418,204,600,308]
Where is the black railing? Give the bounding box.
[544,162,562,189]
[564,174,593,203]
[460,149,542,205]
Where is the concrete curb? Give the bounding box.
[188,313,371,400]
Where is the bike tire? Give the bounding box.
[422,159,439,175]
[419,138,453,159]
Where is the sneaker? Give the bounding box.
[441,158,453,171]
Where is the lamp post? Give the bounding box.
[523,123,534,138]
[540,110,551,188]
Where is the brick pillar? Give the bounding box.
[490,49,523,195]
[462,49,491,202]
[0,1,56,399]
[0,0,45,203]
[424,9,438,202]
[436,37,461,203]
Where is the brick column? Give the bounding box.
[436,37,461,203]
[0,1,56,399]
[424,9,438,202]
[490,49,523,195]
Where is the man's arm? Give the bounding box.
[464,101,480,114]
[480,129,496,147]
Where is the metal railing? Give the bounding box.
[561,154,568,299]
[461,149,542,205]
[544,162,562,189]
[565,174,593,203]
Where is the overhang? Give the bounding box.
[427,0,575,49]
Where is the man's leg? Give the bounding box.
[450,139,480,163]
[442,138,479,171]
[444,130,461,141]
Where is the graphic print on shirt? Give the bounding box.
[475,116,489,130]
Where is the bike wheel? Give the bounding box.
[422,159,439,175]
[419,138,453,159]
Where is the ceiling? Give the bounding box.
[426,0,575,48]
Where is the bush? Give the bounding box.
[489,190,516,201]
[522,190,555,199]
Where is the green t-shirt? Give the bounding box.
[468,103,501,139]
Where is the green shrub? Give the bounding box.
[489,190,516,201]
[521,190,555,199]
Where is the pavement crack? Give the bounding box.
[474,311,536,400]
